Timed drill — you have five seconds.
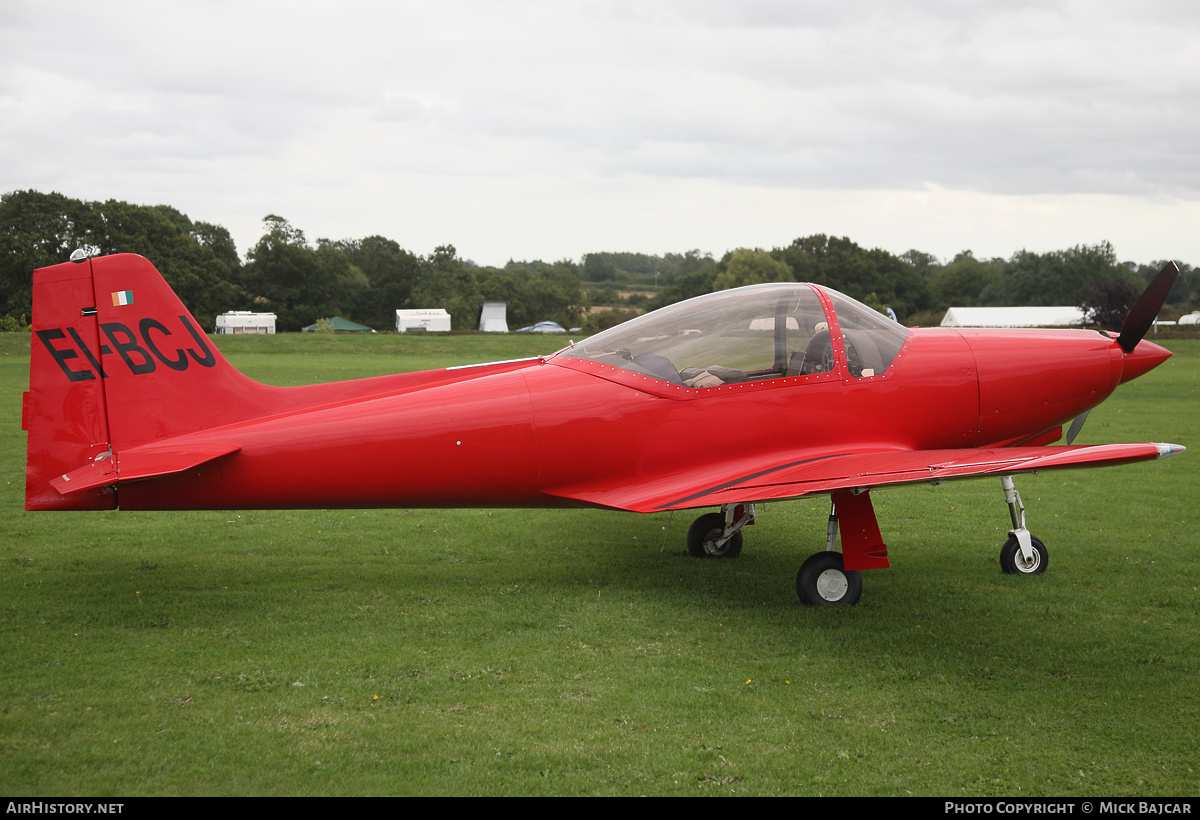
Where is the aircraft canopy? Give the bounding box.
[557,283,908,387]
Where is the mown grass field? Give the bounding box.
[1,332,1197,796]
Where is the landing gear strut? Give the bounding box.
[794,490,885,606]
[999,476,1048,575]
[686,478,1047,605]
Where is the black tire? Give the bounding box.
[796,551,862,606]
[1000,535,1048,575]
[686,513,743,558]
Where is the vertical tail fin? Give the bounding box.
[24,254,277,510]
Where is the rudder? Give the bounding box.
[25,256,115,509]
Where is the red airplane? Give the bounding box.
[23,253,1184,606]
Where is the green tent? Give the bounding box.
[301,316,375,333]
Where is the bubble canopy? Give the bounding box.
[555,283,908,388]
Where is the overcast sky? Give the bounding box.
[2,0,1197,267]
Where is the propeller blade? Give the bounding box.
[1065,411,1090,445]
[1117,261,1180,353]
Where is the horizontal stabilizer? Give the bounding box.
[50,441,241,495]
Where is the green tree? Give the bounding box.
[582,254,618,282]
[933,251,1003,308]
[82,199,240,329]
[582,306,639,334]
[644,267,718,311]
[1081,278,1140,330]
[0,190,91,320]
[900,249,940,274]
[476,261,585,330]
[338,235,423,329]
[523,261,586,329]
[190,220,241,272]
[1173,263,1199,308]
[990,243,1123,306]
[1129,260,1195,307]
[240,216,381,331]
[713,248,793,290]
[0,191,240,329]
[476,266,532,326]
[661,249,715,283]
[775,234,931,320]
[410,245,480,329]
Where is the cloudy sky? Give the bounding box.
[2,0,1197,267]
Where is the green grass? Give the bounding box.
[207,332,563,384]
[1,333,1198,796]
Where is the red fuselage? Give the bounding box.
[112,328,1163,512]
[23,255,1171,516]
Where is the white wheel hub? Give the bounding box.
[1014,549,1041,573]
[815,568,848,601]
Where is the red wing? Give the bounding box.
[546,443,1183,513]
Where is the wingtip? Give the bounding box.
[1154,443,1186,458]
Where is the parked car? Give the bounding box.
[515,321,567,333]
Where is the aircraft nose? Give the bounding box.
[1119,339,1172,385]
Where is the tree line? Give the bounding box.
[2,190,1196,333]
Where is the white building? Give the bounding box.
[395,308,451,333]
[215,311,276,334]
[478,301,509,332]
[940,306,1087,328]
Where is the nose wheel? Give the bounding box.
[1000,534,1048,574]
[999,476,1048,576]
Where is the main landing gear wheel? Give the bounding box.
[796,552,862,606]
[686,512,743,558]
[999,535,1048,575]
